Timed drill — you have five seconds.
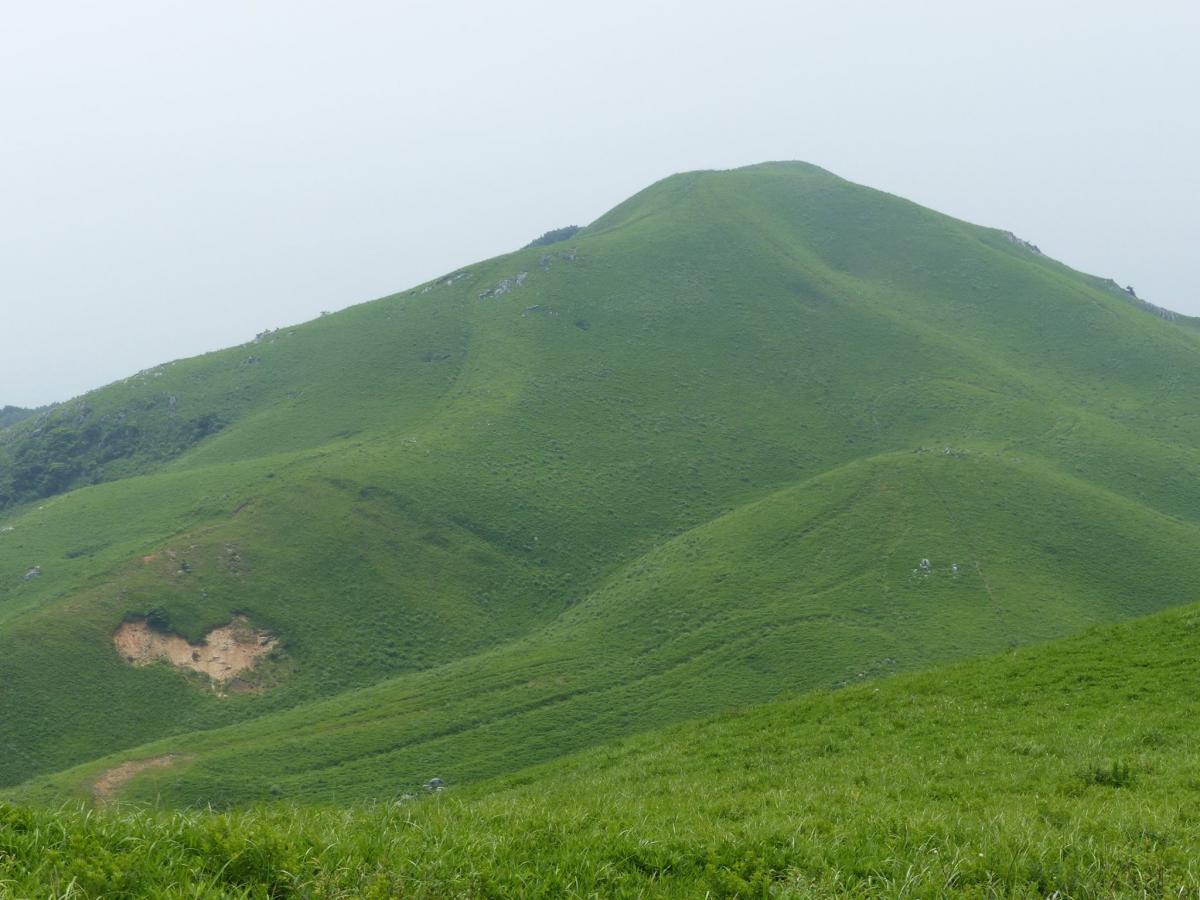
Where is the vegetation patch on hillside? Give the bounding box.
[0,398,226,509]
[522,225,581,248]
[0,405,35,430]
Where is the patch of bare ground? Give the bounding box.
[91,754,190,804]
[114,615,278,689]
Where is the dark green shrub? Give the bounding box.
[1084,760,1134,788]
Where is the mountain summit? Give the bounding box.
[4,163,1200,804]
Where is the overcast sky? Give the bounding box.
[1,1,1196,407]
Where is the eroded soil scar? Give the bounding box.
[113,615,278,687]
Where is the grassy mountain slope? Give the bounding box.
[7,599,1200,897]
[4,161,1200,799]
[13,451,1200,806]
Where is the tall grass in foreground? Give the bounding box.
[9,597,1200,897]
[3,791,1199,899]
[12,603,1200,897]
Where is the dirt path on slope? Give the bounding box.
[91,754,190,804]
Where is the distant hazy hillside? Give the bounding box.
[0,405,35,430]
[4,161,1200,804]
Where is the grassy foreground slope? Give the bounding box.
[5,161,1200,795]
[6,602,1200,897]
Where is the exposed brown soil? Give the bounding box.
[113,615,278,685]
[92,754,189,804]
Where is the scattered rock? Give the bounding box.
[536,248,578,269]
[420,271,471,294]
[1101,279,1179,321]
[1003,231,1042,255]
[479,272,528,299]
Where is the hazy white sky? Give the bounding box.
[1,0,1197,407]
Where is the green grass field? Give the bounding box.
[6,601,1200,897]
[3,161,1200,894]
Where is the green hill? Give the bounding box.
[3,161,1200,804]
[6,599,1200,897]
[0,406,34,431]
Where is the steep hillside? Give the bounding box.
[8,600,1200,897]
[4,161,1200,798]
